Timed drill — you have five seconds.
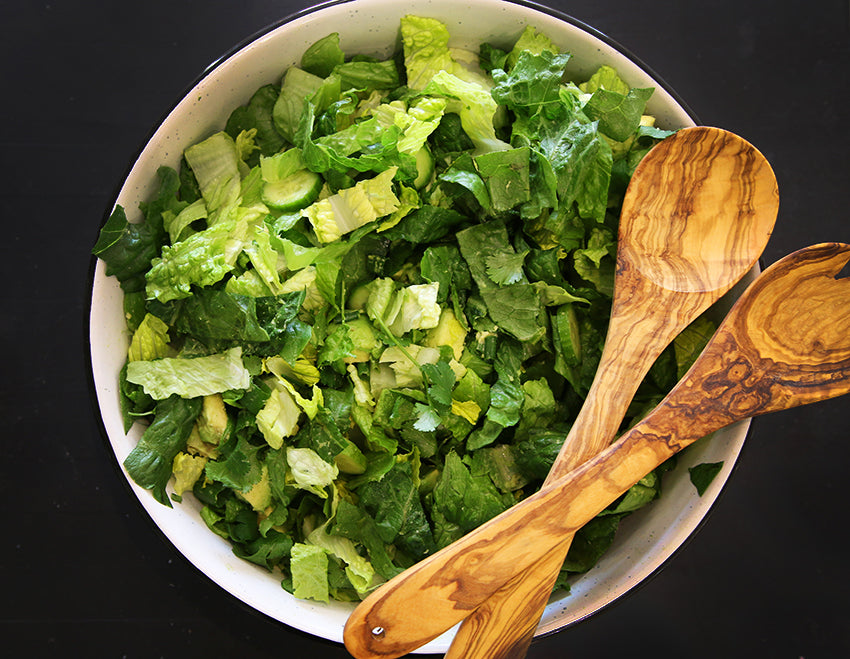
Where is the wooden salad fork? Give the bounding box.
[343,242,850,658]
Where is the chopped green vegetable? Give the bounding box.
[94,15,707,604]
[689,461,724,496]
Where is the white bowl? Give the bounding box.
[89,0,751,652]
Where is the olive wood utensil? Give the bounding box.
[343,243,850,659]
[445,125,778,659]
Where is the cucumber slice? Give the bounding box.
[413,146,435,189]
[262,169,323,211]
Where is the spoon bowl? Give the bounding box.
[621,127,778,293]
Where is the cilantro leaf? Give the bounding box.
[484,249,528,285]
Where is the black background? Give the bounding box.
[2,1,848,657]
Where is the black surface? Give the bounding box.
[2,1,848,657]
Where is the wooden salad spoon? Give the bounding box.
[343,242,850,659]
[443,125,779,659]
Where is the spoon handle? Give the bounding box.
[445,272,699,659]
[343,244,850,659]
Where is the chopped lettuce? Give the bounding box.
[301,168,401,243]
[127,313,170,362]
[400,15,462,91]
[307,522,377,595]
[123,395,202,506]
[125,347,251,400]
[256,382,301,449]
[145,217,250,302]
[183,131,244,225]
[290,542,330,602]
[94,15,693,604]
[424,71,511,154]
[286,446,338,498]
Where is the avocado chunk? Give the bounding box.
[346,317,380,363]
[423,307,467,359]
[334,442,368,475]
[197,394,231,445]
[239,465,272,512]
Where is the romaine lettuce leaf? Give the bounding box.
[423,70,511,155]
[183,131,244,225]
[332,499,404,580]
[234,529,293,571]
[290,542,330,602]
[469,444,529,493]
[431,451,512,547]
[256,382,301,449]
[573,225,616,296]
[492,50,571,111]
[356,459,437,560]
[579,64,631,95]
[584,86,655,142]
[301,168,400,243]
[225,83,286,164]
[538,119,614,224]
[296,101,417,180]
[379,205,468,244]
[125,347,251,400]
[127,313,170,362]
[174,289,270,343]
[400,15,460,91]
[473,146,532,212]
[273,66,325,144]
[307,522,376,595]
[286,446,338,498]
[333,59,400,90]
[506,25,561,70]
[301,32,345,78]
[370,98,446,155]
[145,217,249,302]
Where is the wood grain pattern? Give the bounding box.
[343,243,850,659]
[445,126,779,659]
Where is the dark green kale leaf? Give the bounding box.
[123,395,202,507]
[332,499,404,580]
[233,529,294,570]
[688,462,724,496]
[92,204,162,293]
[431,451,512,548]
[357,459,437,560]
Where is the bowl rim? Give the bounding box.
[85,0,750,650]
[87,0,702,234]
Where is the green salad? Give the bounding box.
[93,15,716,603]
